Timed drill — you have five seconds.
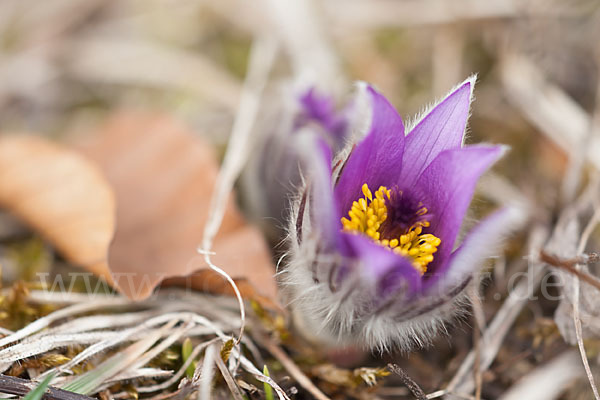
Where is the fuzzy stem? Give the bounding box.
[387,364,427,400]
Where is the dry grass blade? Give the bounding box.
[137,339,220,394]
[447,227,549,395]
[125,320,194,373]
[0,289,251,396]
[44,312,157,335]
[214,348,245,400]
[0,297,126,349]
[425,390,476,399]
[29,313,210,378]
[256,334,331,400]
[23,291,119,305]
[237,353,291,400]
[44,322,171,378]
[469,289,486,400]
[572,206,600,400]
[264,0,342,89]
[199,36,277,346]
[105,369,173,383]
[0,332,123,364]
[75,369,175,393]
[498,350,582,400]
[68,37,241,110]
[197,343,217,400]
[61,320,177,394]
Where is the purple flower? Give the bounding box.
[296,88,348,147]
[284,78,519,350]
[242,85,353,241]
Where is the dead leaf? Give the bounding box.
[76,112,277,303]
[0,134,115,280]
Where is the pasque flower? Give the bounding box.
[242,85,354,241]
[283,77,518,351]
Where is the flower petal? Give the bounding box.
[339,232,422,293]
[335,86,405,215]
[400,78,474,188]
[416,144,507,275]
[293,130,339,248]
[425,206,526,292]
[298,88,348,146]
[373,209,521,325]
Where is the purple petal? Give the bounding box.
[425,206,525,293]
[335,86,405,215]
[416,144,507,276]
[313,139,340,247]
[400,79,474,188]
[293,131,340,249]
[339,232,422,293]
[299,88,336,126]
[298,88,348,146]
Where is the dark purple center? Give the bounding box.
[380,189,431,238]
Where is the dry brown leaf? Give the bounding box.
[76,113,277,303]
[0,134,116,280]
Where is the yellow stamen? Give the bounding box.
[341,183,441,274]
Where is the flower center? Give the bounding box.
[340,183,441,274]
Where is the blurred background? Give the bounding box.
[1,0,598,170]
[1,0,600,398]
[2,0,599,226]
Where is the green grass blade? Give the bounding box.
[23,373,56,400]
[262,365,274,400]
[181,338,196,379]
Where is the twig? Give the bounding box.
[264,0,343,89]
[0,297,126,349]
[0,375,93,400]
[539,251,600,292]
[255,335,331,400]
[199,36,277,348]
[446,227,549,394]
[214,349,246,400]
[197,343,217,400]
[137,339,219,394]
[387,364,427,400]
[425,390,475,400]
[235,352,290,400]
[573,207,600,400]
[469,289,485,400]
